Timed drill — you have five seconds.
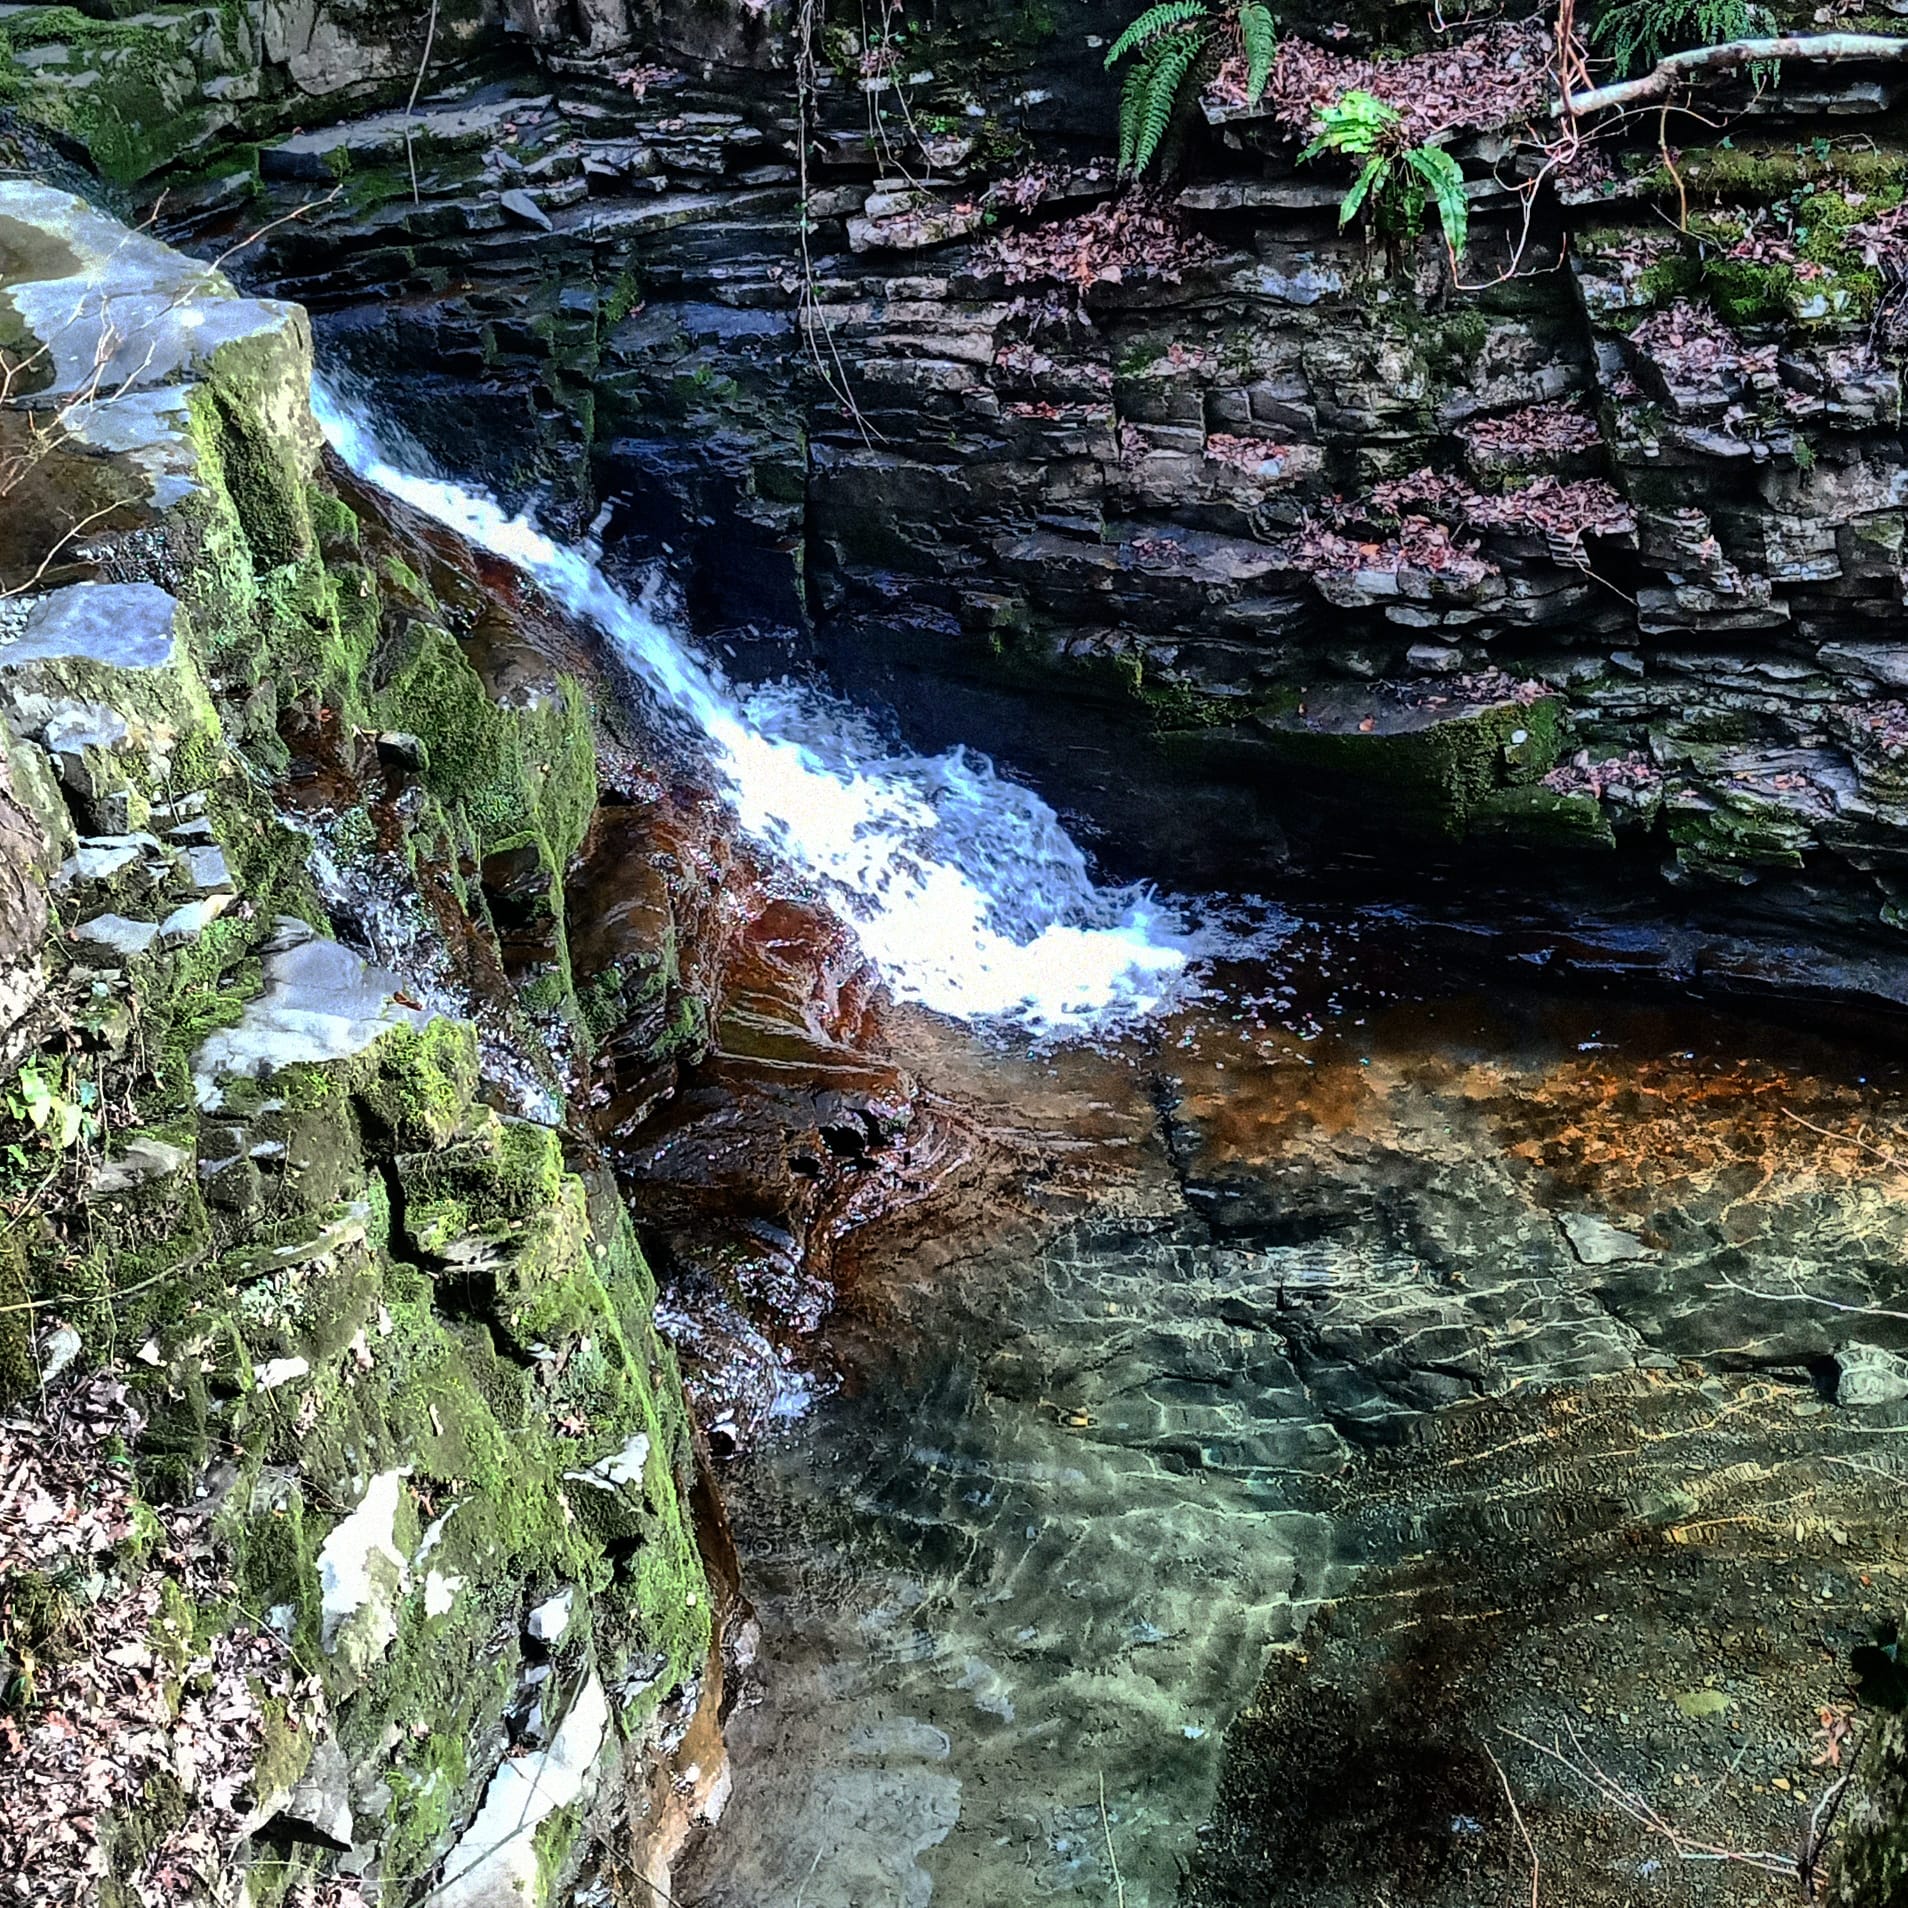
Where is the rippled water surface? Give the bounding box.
[683,951,1908,1908]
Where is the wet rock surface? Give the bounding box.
[71,2,1908,1006]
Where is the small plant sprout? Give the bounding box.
[6,1061,101,1158]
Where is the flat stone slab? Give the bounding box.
[192,929,439,1109]
[0,179,310,404]
[70,912,160,958]
[1559,1211,1655,1265]
[5,581,180,677]
[435,1672,609,1908]
[87,1134,190,1197]
[258,95,551,179]
[0,582,212,765]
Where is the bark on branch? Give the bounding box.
[1558,31,1908,116]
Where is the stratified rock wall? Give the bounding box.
[65,0,1900,974]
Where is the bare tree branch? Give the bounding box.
[1560,32,1908,117]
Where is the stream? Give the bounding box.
[319,387,1908,1908]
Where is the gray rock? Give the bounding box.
[499,189,554,233]
[275,1735,355,1852]
[433,1675,610,1908]
[1558,1213,1654,1265]
[38,1323,81,1384]
[41,704,130,755]
[1835,1342,1908,1408]
[525,1588,574,1648]
[5,583,180,677]
[87,1136,190,1197]
[158,894,235,946]
[59,834,154,885]
[375,730,430,772]
[185,845,235,894]
[191,934,439,1109]
[70,913,161,958]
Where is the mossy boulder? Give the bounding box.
[1255,691,1568,840]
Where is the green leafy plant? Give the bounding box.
[1106,2,1278,176]
[5,1061,100,1161]
[1589,0,1775,77]
[1298,90,1469,260]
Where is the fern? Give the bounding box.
[1402,144,1468,257]
[1106,1,1279,173]
[1134,26,1206,173]
[1588,0,1775,77]
[1299,88,1401,162]
[1298,87,1468,261]
[1105,0,1210,68]
[1239,0,1277,105]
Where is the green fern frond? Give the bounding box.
[1119,58,1150,169]
[1105,0,1210,67]
[1339,152,1389,227]
[1131,24,1206,173]
[1298,88,1401,162]
[1587,0,1773,78]
[1237,2,1277,105]
[1403,143,1468,257]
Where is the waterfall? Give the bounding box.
[311,380,1194,1037]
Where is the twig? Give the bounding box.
[1706,1268,1908,1323]
[1506,1722,1797,1879]
[405,0,442,207]
[0,502,124,601]
[1100,1770,1126,1908]
[1781,1105,1908,1173]
[1484,1742,1540,1908]
[1560,33,1908,117]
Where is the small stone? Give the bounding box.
[38,1324,81,1383]
[62,834,156,885]
[1835,1342,1908,1408]
[499,188,554,231]
[375,731,430,772]
[87,1136,190,1197]
[424,1569,465,1619]
[185,845,235,894]
[564,1431,650,1492]
[526,1588,574,1647]
[158,893,235,945]
[254,1355,310,1391]
[275,1736,355,1851]
[1558,1213,1653,1265]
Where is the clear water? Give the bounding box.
[315,383,1908,1907]
[680,984,1908,1907]
[311,380,1192,1038]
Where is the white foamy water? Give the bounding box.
[312,379,1193,1035]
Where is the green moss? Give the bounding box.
[0,1229,35,1407]
[373,622,597,863]
[2,7,216,183]
[352,1019,482,1157]
[250,1693,315,1807]
[1668,790,1813,879]
[1259,696,1567,840]
[1471,783,1617,851]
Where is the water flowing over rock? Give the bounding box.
[14,2,1908,1903]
